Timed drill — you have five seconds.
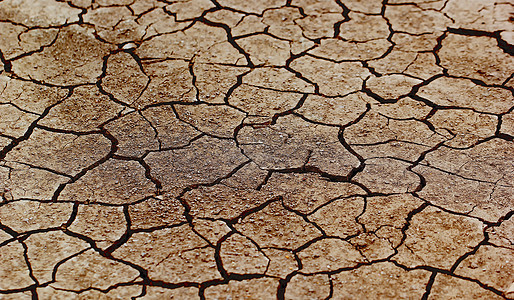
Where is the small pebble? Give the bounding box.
[122,42,137,50]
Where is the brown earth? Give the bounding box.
[0,0,513,299]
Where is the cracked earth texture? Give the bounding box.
[0,0,513,299]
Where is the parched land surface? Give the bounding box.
[0,0,513,299]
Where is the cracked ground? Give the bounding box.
[0,0,513,299]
